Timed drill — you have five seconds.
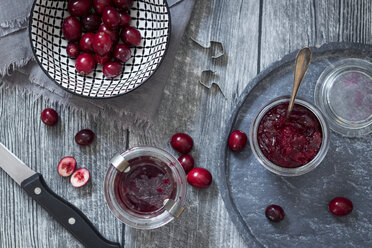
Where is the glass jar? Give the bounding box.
[104,146,187,229]
[249,96,330,176]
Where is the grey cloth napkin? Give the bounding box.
[0,0,195,127]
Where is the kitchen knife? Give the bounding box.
[0,143,121,248]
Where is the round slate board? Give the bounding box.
[219,43,372,248]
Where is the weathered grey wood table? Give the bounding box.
[1,0,371,247]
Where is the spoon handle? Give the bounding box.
[287,47,312,118]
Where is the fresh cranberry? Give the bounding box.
[81,14,101,32]
[70,168,90,188]
[62,16,82,42]
[121,26,141,46]
[329,197,353,216]
[79,33,95,52]
[75,53,96,75]
[102,7,120,29]
[57,157,77,177]
[119,12,131,28]
[92,31,113,56]
[103,62,122,78]
[94,53,112,64]
[265,205,285,222]
[113,0,133,11]
[75,129,95,146]
[113,44,131,63]
[187,168,212,189]
[66,43,80,58]
[178,154,194,173]
[41,108,58,126]
[98,23,119,44]
[170,133,193,154]
[93,0,113,14]
[228,130,247,152]
[68,0,92,17]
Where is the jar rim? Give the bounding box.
[249,96,330,176]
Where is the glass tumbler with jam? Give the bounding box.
[104,146,187,229]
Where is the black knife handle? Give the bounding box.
[21,173,121,248]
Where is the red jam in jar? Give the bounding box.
[114,156,176,214]
[257,102,322,168]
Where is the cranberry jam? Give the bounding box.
[114,156,177,214]
[257,102,322,168]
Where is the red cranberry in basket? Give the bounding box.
[187,168,212,189]
[228,130,247,152]
[57,157,77,177]
[113,44,131,63]
[113,0,133,12]
[66,43,80,58]
[102,6,121,29]
[41,108,59,126]
[178,154,194,173]
[265,205,285,222]
[62,16,82,42]
[70,168,90,188]
[121,26,141,47]
[92,31,113,56]
[75,129,95,146]
[119,12,131,28]
[79,33,95,53]
[170,133,193,154]
[68,0,92,17]
[95,53,112,64]
[98,24,119,44]
[103,62,122,78]
[329,197,353,217]
[93,0,113,14]
[75,53,96,75]
[81,14,101,32]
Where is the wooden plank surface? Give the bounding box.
[0,89,125,248]
[1,0,371,247]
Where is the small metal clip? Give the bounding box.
[163,199,184,218]
[110,153,130,173]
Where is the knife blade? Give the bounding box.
[0,143,121,248]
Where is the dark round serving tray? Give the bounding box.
[218,43,372,248]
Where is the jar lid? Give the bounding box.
[314,58,372,137]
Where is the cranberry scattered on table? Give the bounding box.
[62,0,142,78]
[75,129,95,146]
[71,168,90,188]
[170,133,194,154]
[265,204,285,222]
[41,108,59,126]
[187,168,212,189]
[228,130,247,152]
[57,157,77,177]
[178,154,194,173]
[328,197,353,217]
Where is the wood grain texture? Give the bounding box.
[1,0,372,247]
[124,0,259,247]
[0,88,126,248]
